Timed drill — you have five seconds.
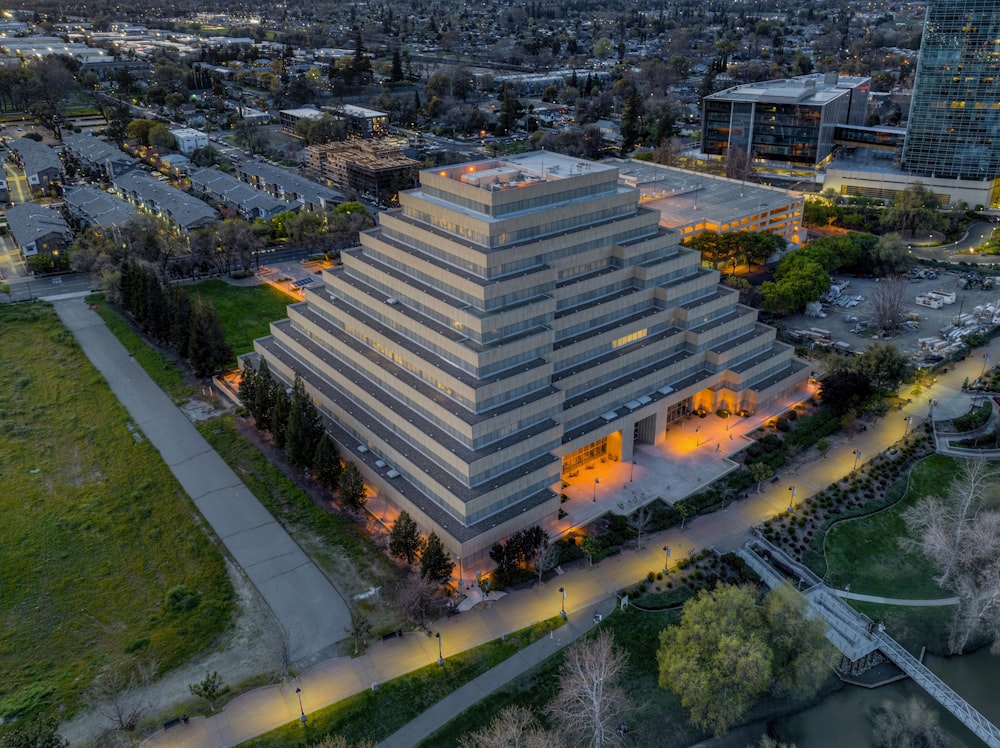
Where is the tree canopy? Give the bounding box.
[657,583,832,735]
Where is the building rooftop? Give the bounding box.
[9,137,61,177]
[235,158,343,204]
[7,203,70,246]
[609,159,801,229]
[64,185,137,227]
[63,132,138,169]
[433,151,615,189]
[113,171,217,230]
[706,73,871,106]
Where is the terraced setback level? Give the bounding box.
[0,304,232,724]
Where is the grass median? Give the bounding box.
[240,617,565,747]
[0,303,232,723]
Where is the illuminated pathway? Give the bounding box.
[137,340,1000,748]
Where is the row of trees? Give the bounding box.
[119,259,233,376]
[761,232,911,315]
[683,231,786,274]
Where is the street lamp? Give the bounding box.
[852,449,861,472]
[903,416,912,437]
[695,427,701,446]
[456,555,462,591]
[630,458,635,482]
[981,352,991,380]
[435,632,445,666]
[788,485,796,512]
[295,687,307,725]
[593,477,599,502]
[558,586,567,620]
[662,545,671,574]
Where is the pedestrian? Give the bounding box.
[729,434,733,441]
[715,443,720,452]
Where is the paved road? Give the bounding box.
[911,221,997,264]
[52,299,351,666]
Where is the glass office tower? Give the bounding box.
[903,0,1000,180]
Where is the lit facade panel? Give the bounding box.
[253,153,807,558]
[902,0,1000,180]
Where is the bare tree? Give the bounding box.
[870,275,909,332]
[84,660,157,732]
[547,630,631,748]
[459,705,561,748]
[902,459,1000,652]
[398,576,448,633]
[627,504,652,550]
[871,697,949,748]
[535,540,561,585]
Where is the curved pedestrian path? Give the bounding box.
[131,316,1000,748]
[829,590,959,606]
[53,300,352,667]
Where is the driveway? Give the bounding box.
[53,299,351,665]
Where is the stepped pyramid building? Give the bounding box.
[252,152,807,560]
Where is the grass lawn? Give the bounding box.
[88,295,193,402]
[184,280,293,364]
[240,617,565,747]
[419,591,704,748]
[197,416,406,636]
[0,304,232,723]
[822,455,960,599]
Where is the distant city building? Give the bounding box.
[233,159,342,212]
[63,132,138,179]
[902,0,1000,180]
[279,106,324,135]
[170,127,209,157]
[609,159,806,248]
[323,104,389,138]
[7,203,71,257]
[305,140,417,202]
[189,168,291,221]
[702,73,870,175]
[249,152,807,560]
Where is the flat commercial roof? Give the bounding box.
[608,158,801,228]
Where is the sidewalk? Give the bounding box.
[137,329,1000,748]
[380,598,613,748]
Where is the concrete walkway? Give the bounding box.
[53,299,351,666]
[830,590,960,606]
[133,318,1000,748]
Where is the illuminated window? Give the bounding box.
[612,328,648,349]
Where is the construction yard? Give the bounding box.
[782,269,1000,367]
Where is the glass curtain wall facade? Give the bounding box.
[903,0,1000,180]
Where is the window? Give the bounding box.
[612,328,648,349]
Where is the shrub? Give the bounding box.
[776,417,790,432]
[165,585,201,614]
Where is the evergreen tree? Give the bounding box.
[237,362,257,413]
[391,48,404,82]
[420,531,454,583]
[389,510,424,563]
[619,84,643,156]
[337,461,367,512]
[498,84,523,135]
[270,385,290,448]
[285,374,323,468]
[312,432,342,491]
[168,285,193,358]
[251,358,277,430]
[187,294,233,377]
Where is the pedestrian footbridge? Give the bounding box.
[739,537,1000,748]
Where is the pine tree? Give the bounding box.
[285,374,323,468]
[389,510,424,564]
[338,461,367,513]
[391,48,404,82]
[237,362,257,413]
[251,358,277,430]
[270,385,290,448]
[187,295,233,377]
[619,84,643,156]
[168,285,193,358]
[312,432,342,491]
[420,531,454,583]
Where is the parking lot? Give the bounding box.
[781,269,1000,365]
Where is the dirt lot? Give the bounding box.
[781,270,1000,363]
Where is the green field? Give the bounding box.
[0,304,233,723]
[241,617,565,748]
[822,455,960,599]
[184,280,293,364]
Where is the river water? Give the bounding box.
[772,647,1000,747]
